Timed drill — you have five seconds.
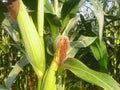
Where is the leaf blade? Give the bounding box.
[89,0,104,40]
[63,58,120,90]
[67,36,96,57]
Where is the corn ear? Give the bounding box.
[41,49,60,90]
[17,0,45,78]
[41,35,69,90]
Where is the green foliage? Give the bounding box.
[61,0,84,31]
[0,0,120,90]
[63,58,120,90]
[61,0,82,20]
[90,38,108,72]
[67,36,97,58]
[0,85,7,90]
[89,0,104,40]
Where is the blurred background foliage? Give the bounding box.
[0,0,120,90]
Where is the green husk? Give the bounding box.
[17,0,45,78]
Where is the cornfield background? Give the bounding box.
[0,0,120,90]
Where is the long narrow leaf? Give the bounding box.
[89,0,104,40]
[62,16,79,36]
[90,39,108,72]
[63,58,120,90]
[61,0,84,30]
[70,36,97,48]
[67,36,96,57]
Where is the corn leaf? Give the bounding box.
[63,58,120,90]
[44,0,54,14]
[62,16,79,36]
[45,13,61,27]
[45,13,60,48]
[90,39,108,72]
[61,0,84,20]
[61,0,84,30]
[89,0,104,40]
[70,36,97,48]
[67,36,96,57]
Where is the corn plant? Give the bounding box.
[0,0,120,90]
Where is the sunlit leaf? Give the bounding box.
[63,58,120,90]
[70,36,97,48]
[44,0,53,14]
[67,36,96,57]
[62,16,79,36]
[89,0,104,40]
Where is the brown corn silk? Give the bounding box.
[55,35,69,66]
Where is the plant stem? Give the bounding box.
[37,78,42,90]
[37,0,46,89]
[38,0,44,36]
[54,0,59,16]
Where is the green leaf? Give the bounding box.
[63,58,120,90]
[89,0,104,40]
[67,36,96,57]
[61,0,84,20]
[5,55,29,89]
[90,38,108,72]
[61,15,70,31]
[90,41,101,60]
[45,13,60,48]
[45,13,61,27]
[62,16,79,36]
[70,36,97,48]
[61,0,84,30]
[44,0,54,14]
